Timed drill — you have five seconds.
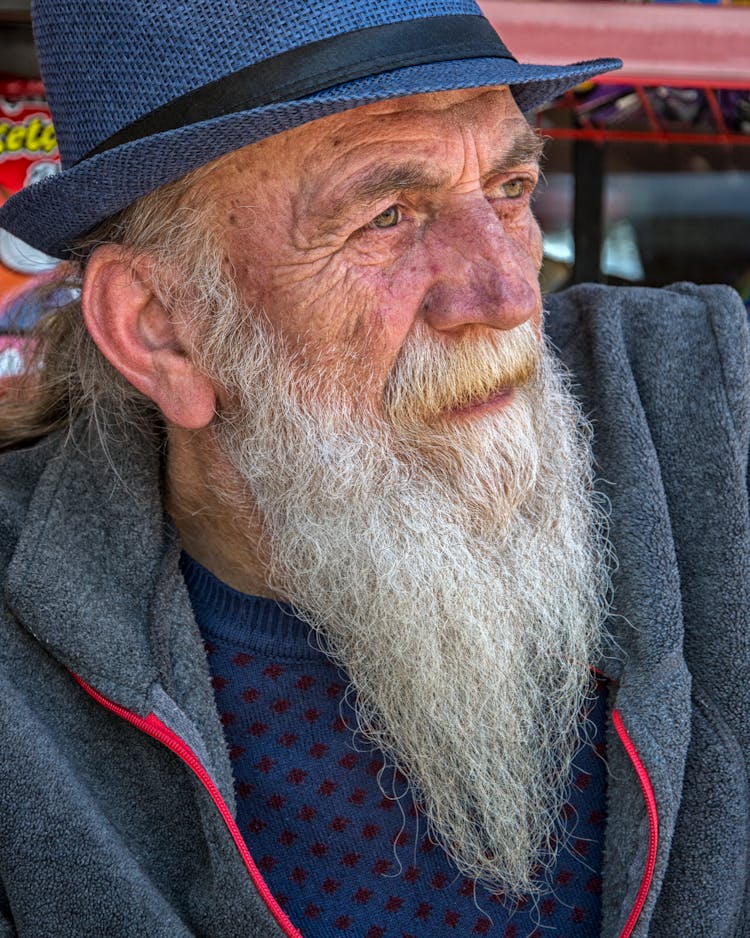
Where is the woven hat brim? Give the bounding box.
[0,55,620,258]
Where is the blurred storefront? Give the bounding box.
[0,3,57,373]
[479,0,750,306]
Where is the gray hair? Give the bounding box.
[0,169,219,452]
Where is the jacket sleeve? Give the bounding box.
[546,280,750,937]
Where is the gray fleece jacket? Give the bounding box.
[0,282,748,938]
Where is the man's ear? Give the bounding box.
[81,244,217,429]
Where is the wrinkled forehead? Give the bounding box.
[190,85,538,209]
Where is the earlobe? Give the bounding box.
[81,245,217,429]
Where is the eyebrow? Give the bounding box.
[322,125,545,223]
[345,162,447,207]
[485,127,545,178]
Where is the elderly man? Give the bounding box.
[0,1,748,937]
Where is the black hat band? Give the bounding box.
[80,15,514,162]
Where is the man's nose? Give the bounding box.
[418,201,540,334]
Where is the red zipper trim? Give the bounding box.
[71,672,656,938]
[612,707,659,938]
[71,673,303,938]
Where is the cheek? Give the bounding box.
[228,244,418,401]
[524,213,545,273]
[228,240,346,341]
[345,254,430,359]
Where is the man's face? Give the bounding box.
[170,88,606,897]
[201,85,544,412]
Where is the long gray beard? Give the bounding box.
[204,314,610,897]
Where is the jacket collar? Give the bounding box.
[5,421,177,714]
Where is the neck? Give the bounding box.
[165,425,278,598]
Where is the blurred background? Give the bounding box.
[1,0,749,377]
[479,0,750,303]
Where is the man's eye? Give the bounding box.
[368,205,401,229]
[502,178,527,199]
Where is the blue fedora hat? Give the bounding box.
[0,0,620,259]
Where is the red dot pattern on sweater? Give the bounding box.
[183,562,608,938]
[209,646,608,936]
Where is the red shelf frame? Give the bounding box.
[478,1,750,146]
[538,81,750,146]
